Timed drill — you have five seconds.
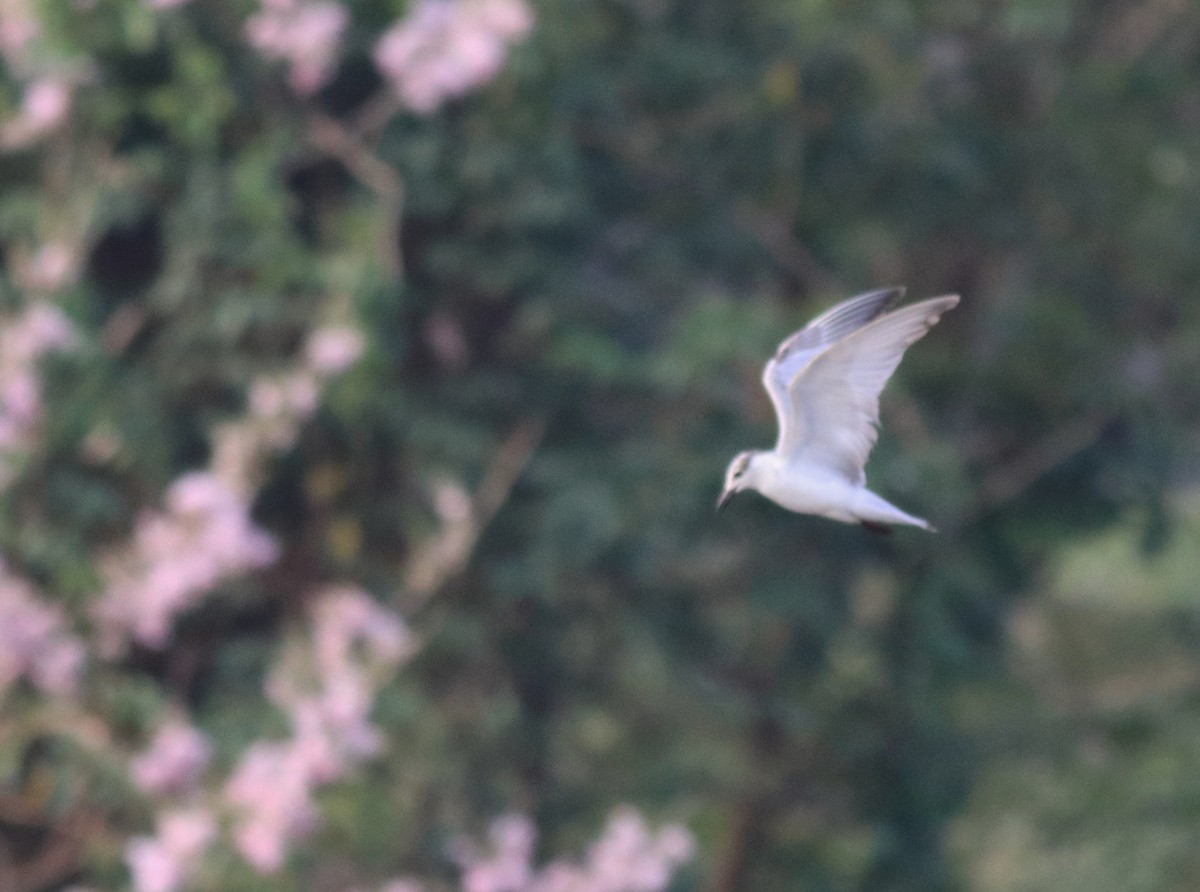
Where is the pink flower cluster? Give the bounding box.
[373,0,533,113]
[0,560,84,699]
[246,0,349,95]
[222,738,323,874]
[125,807,217,892]
[0,0,77,150]
[213,323,364,490]
[241,324,361,447]
[451,808,695,892]
[17,241,79,292]
[1,76,73,148]
[0,0,38,66]
[306,325,366,374]
[247,370,319,448]
[354,883,425,892]
[95,323,365,657]
[130,718,214,796]
[225,586,414,872]
[121,589,410,886]
[92,471,280,655]
[0,302,76,486]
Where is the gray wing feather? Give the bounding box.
[762,286,905,450]
[780,294,959,482]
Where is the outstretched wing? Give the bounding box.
[763,287,904,450]
[779,294,959,483]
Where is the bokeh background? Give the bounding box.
[1,0,1199,890]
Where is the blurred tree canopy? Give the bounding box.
[1,0,1199,890]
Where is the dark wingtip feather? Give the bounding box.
[772,286,909,364]
[812,286,907,343]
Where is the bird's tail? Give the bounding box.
[852,488,935,532]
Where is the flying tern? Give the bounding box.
[717,287,958,532]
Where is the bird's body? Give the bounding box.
[736,451,933,528]
[717,287,958,531]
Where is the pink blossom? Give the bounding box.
[210,321,366,493]
[452,808,694,892]
[434,478,473,523]
[311,585,416,669]
[249,379,286,417]
[456,814,535,892]
[574,807,694,892]
[131,720,213,796]
[269,587,412,769]
[0,303,73,487]
[125,807,216,892]
[285,371,320,413]
[373,0,533,113]
[653,824,695,864]
[200,337,349,510]
[22,78,70,129]
[288,699,348,782]
[0,561,84,699]
[168,470,231,514]
[252,371,321,420]
[29,635,85,696]
[147,0,192,8]
[93,471,279,655]
[1,372,38,423]
[1,77,72,147]
[20,242,77,292]
[470,0,533,39]
[225,587,412,873]
[0,0,39,62]
[305,326,365,374]
[23,301,76,348]
[224,740,322,873]
[246,0,348,95]
[0,302,76,488]
[13,301,75,352]
[210,422,259,490]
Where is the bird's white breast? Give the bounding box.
[755,458,862,522]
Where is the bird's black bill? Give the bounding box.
[716,489,735,513]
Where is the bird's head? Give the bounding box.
[717,450,762,512]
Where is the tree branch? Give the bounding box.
[975,414,1109,512]
[305,111,406,278]
[403,418,545,610]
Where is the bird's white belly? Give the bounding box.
[760,472,861,522]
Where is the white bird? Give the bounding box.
[717,286,959,532]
